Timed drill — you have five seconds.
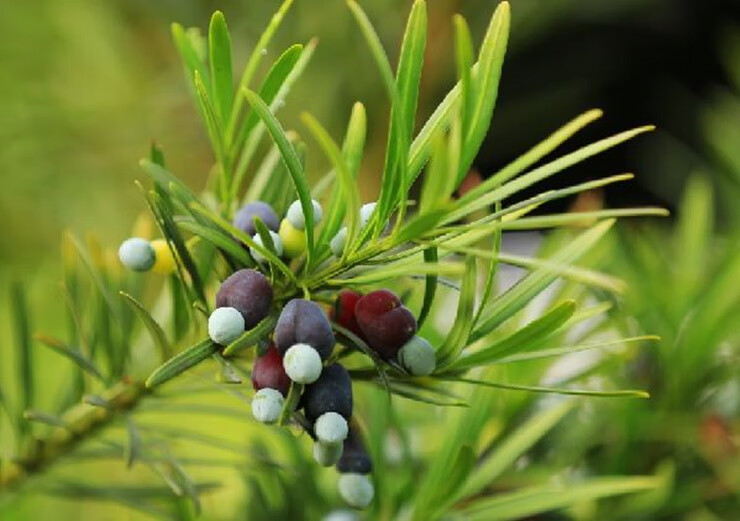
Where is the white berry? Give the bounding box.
[338,473,374,509]
[251,388,284,424]
[208,307,246,346]
[250,230,283,263]
[286,199,323,230]
[313,440,343,467]
[359,202,377,228]
[314,412,349,444]
[118,238,155,272]
[330,227,348,257]
[398,336,436,376]
[322,510,360,521]
[283,343,323,384]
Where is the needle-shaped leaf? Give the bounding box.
[172,23,210,95]
[436,257,477,368]
[177,219,253,267]
[120,292,173,362]
[146,338,219,389]
[223,314,278,357]
[208,11,233,127]
[446,377,649,399]
[23,410,68,429]
[35,334,106,383]
[11,283,33,432]
[417,247,438,328]
[243,88,314,262]
[124,418,142,468]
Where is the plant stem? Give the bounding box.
[0,379,148,491]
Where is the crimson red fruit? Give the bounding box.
[233,201,280,237]
[275,299,335,360]
[354,289,417,359]
[332,290,363,338]
[301,363,353,423]
[251,345,291,396]
[216,269,273,329]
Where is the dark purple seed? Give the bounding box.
[274,299,335,360]
[301,363,352,422]
[355,290,417,360]
[336,421,373,474]
[216,269,273,329]
[233,201,280,237]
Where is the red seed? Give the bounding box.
[355,290,416,360]
[251,345,291,396]
[333,290,363,338]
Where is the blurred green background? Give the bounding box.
[2,0,739,519]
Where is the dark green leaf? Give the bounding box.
[208,11,233,127]
[120,292,173,362]
[417,247,438,328]
[35,334,106,383]
[146,338,219,389]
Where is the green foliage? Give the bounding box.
[0,1,670,519]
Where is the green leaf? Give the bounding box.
[146,338,219,389]
[458,108,603,206]
[35,334,106,383]
[447,377,649,399]
[227,0,295,142]
[457,400,575,501]
[495,335,660,364]
[448,126,655,223]
[278,382,303,426]
[459,1,510,182]
[419,133,453,214]
[417,247,438,328]
[124,418,142,468]
[222,314,278,356]
[192,70,226,181]
[461,476,660,520]
[171,23,210,95]
[436,257,477,368]
[176,219,253,267]
[208,11,233,127]
[326,261,463,286]
[11,283,33,430]
[231,44,303,196]
[450,300,576,371]
[453,15,475,147]
[473,220,615,340]
[318,102,367,251]
[23,410,68,429]
[499,207,668,230]
[119,292,173,362]
[301,112,360,261]
[242,88,314,262]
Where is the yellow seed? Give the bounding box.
[279,219,306,258]
[150,239,176,274]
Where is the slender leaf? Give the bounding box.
[35,334,106,383]
[208,11,233,127]
[417,247,438,328]
[120,292,173,361]
[146,338,219,389]
[223,314,278,357]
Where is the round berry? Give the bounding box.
[322,510,360,521]
[118,238,155,272]
[338,473,374,509]
[330,227,348,257]
[252,345,291,396]
[279,218,306,258]
[359,202,376,228]
[333,290,363,338]
[250,230,283,264]
[251,388,284,424]
[355,290,417,360]
[286,199,323,231]
[275,299,335,360]
[233,201,280,237]
[315,412,349,444]
[398,336,436,376]
[150,239,176,275]
[207,307,246,346]
[313,441,343,467]
[216,269,273,329]
[301,363,353,423]
[337,423,373,474]
[283,343,323,384]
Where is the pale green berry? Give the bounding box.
[283,343,323,384]
[359,202,377,228]
[314,412,348,444]
[251,388,284,424]
[118,238,155,272]
[398,336,436,376]
[313,440,343,467]
[286,199,323,230]
[330,227,348,257]
[250,230,283,263]
[208,307,246,346]
[338,473,374,509]
[322,511,360,521]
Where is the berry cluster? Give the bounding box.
[120,199,436,509]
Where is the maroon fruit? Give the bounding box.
[252,345,291,396]
[216,269,273,329]
[355,289,416,360]
[301,363,353,422]
[274,299,335,360]
[336,420,373,474]
[332,290,363,338]
[233,201,280,237]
